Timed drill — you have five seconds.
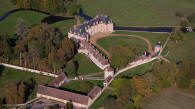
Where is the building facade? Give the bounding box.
[68,15,114,41]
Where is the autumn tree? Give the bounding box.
[15,18,28,40]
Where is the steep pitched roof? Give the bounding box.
[37,85,89,105]
[88,86,102,99]
[48,73,67,87]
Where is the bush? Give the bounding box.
[187,13,195,23]
[64,60,78,74]
[170,29,184,42]
[9,0,17,5]
[178,74,190,89]
[175,11,184,17]
[180,20,189,27]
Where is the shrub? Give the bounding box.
[170,29,184,42]
[175,11,183,17]
[178,74,190,89]
[180,20,189,27]
[9,0,17,5]
[187,13,195,23]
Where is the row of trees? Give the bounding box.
[0,18,76,74]
[105,61,194,109]
[10,0,80,16]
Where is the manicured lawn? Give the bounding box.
[97,31,169,55]
[0,65,54,98]
[113,31,169,47]
[59,80,104,95]
[162,32,195,63]
[89,89,115,109]
[65,53,103,77]
[79,0,195,26]
[143,88,195,109]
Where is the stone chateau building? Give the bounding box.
[68,15,114,79]
[68,15,114,41]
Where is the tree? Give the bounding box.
[66,102,73,109]
[1,33,13,62]
[187,13,195,23]
[15,18,28,40]
[14,40,27,66]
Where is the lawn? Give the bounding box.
[0,10,47,36]
[79,0,195,26]
[162,32,195,63]
[143,88,195,109]
[59,80,104,95]
[0,0,15,16]
[97,31,169,55]
[65,53,103,77]
[0,65,54,98]
[0,0,76,36]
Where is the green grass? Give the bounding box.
[97,36,148,55]
[0,65,54,98]
[59,80,104,95]
[117,60,154,78]
[143,88,195,109]
[89,89,115,109]
[0,0,15,16]
[97,31,169,55]
[65,53,103,77]
[162,32,195,63]
[79,0,195,26]
[0,10,47,36]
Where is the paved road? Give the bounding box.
[90,33,154,59]
[82,72,104,77]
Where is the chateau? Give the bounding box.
[68,15,114,41]
[68,15,114,79]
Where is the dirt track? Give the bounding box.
[90,33,154,59]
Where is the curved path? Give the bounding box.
[90,33,154,59]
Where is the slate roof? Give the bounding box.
[105,66,114,72]
[70,15,112,38]
[88,86,102,99]
[48,73,67,87]
[80,41,109,65]
[37,85,89,105]
[104,76,112,84]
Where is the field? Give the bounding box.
[79,0,195,26]
[59,80,104,95]
[65,53,103,77]
[0,0,15,16]
[0,0,77,36]
[143,88,195,109]
[162,32,195,63]
[0,65,54,98]
[97,31,169,55]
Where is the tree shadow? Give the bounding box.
[41,15,74,24]
[0,65,5,76]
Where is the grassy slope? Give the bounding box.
[90,89,115,109]
[162,32,195,63]
[143,88,195,109]
[79,0,195,26]
[0,66,54,97]
[65,53,103,77]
